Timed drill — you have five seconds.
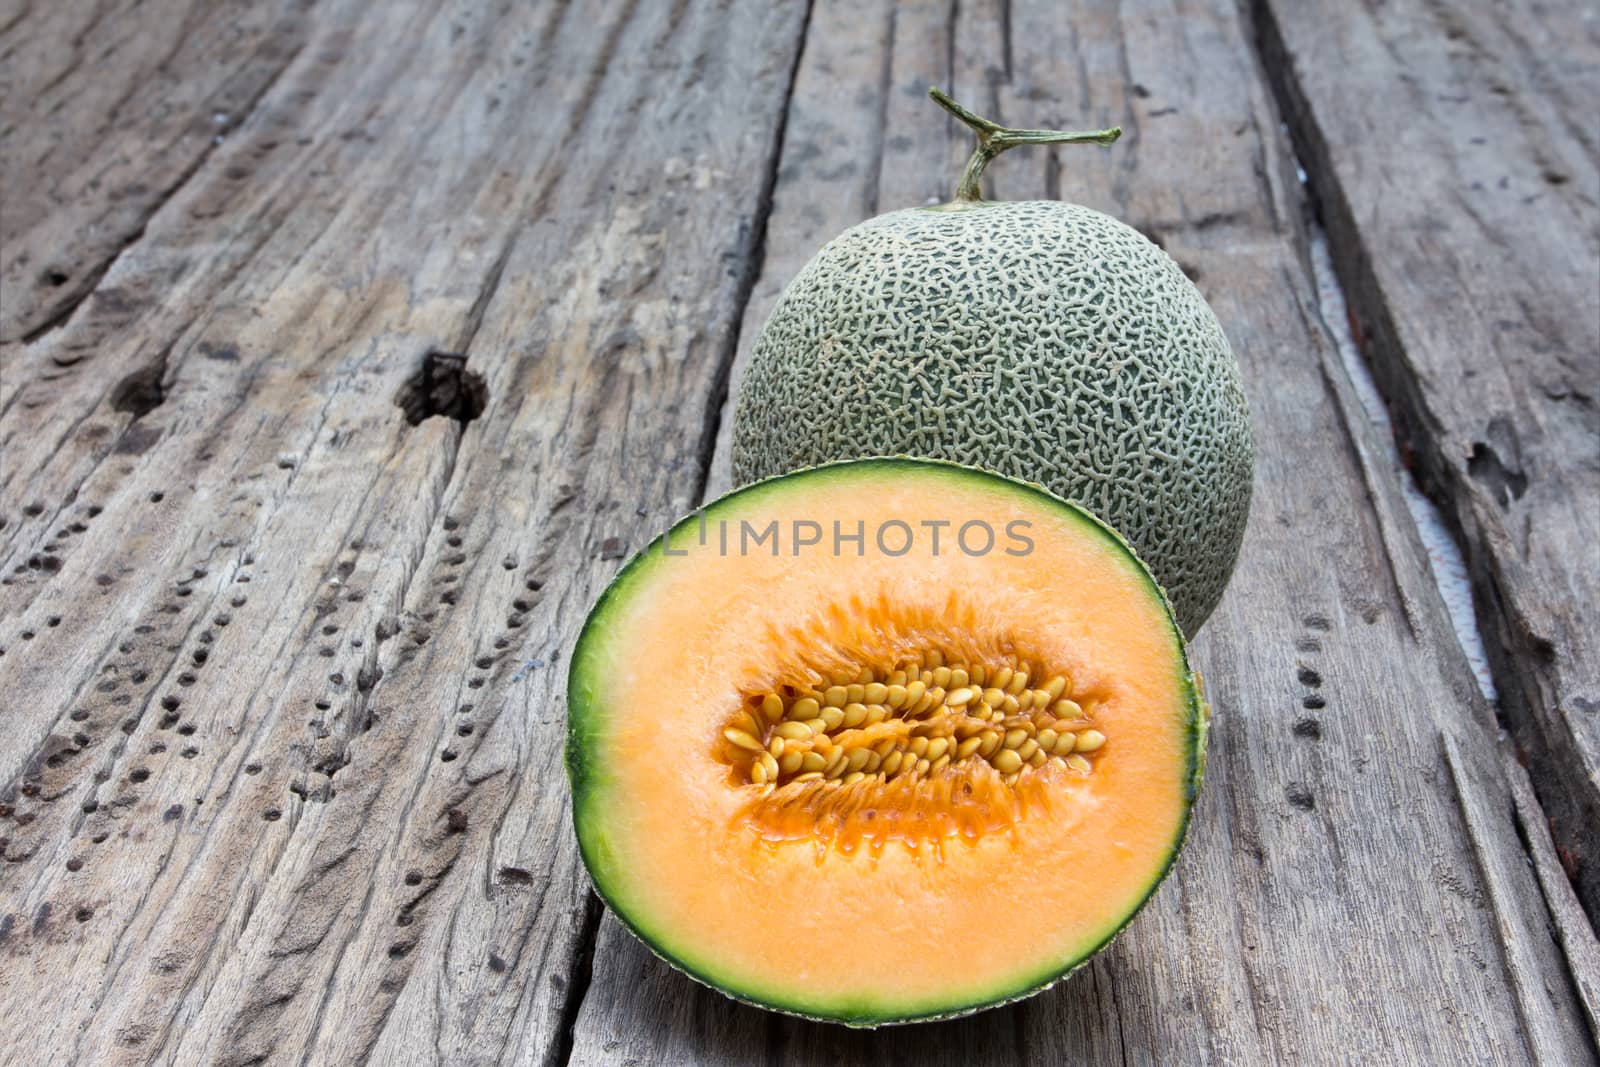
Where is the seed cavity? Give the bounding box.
[716,644,1106,851]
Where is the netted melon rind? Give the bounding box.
[731,201,1253,635]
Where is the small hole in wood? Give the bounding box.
[395,352,488,426]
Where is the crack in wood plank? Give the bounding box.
[1249,0,1600,924]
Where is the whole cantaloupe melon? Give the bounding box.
[732,90,1252,634]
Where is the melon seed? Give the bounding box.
[1053,698,1084,720]
[724,727,763,751]
[727,651,1103,789]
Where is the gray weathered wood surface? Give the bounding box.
[1,1,1595,1064]
[1255,0,1600,926]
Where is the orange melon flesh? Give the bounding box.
[567,460,1203,1024]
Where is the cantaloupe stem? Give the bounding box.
[928,87,1122,203]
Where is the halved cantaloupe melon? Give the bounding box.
[567,459,1206,1025]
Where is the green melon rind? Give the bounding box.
[566,457,1206,1026]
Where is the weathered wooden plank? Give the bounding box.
[1252,0,1600,920]
[1505,750,1600,1040]
[0,2,809,1064]
[568,0,1595,1063]
[0,0,311,344]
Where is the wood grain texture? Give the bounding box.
[0,1,808,1063]
[569,0,1595,1063]
[1505,750,1600,1041]
[0,0,312,343]
[1253,0,1600,920]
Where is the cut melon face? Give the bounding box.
[567,459,1205,1025]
